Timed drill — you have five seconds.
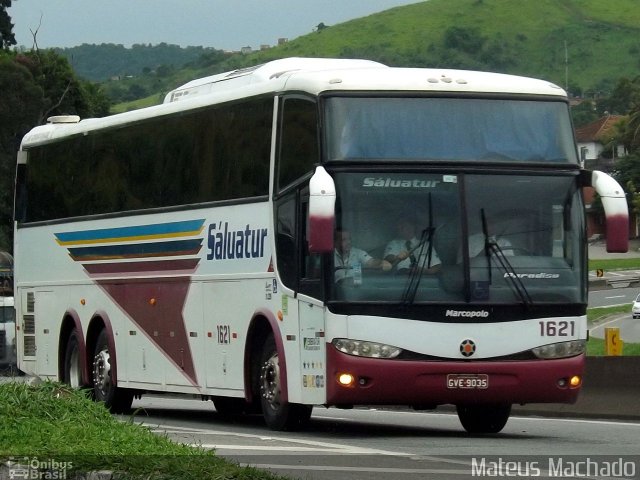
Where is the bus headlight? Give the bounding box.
[333,338,402,359]
[532,340,586,359]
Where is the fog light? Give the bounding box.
[557,378,567,388]
[569,375,581,388]
[338,373,355,387]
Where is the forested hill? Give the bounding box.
[92,0,640,109]
[256,0,640,95]
[55,43,221,81]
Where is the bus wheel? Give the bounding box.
[259,333,312,431]
[92,329,133,414]
[456,404,511,434]
[63,330,83,389]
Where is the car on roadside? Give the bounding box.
[632,293,640,319]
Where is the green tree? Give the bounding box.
[602,76,640,115]
[0,53,44,251]
[625,101,640,153]
[443,26,485,55]
[0,48,111,251]
[0,0,15,49]
[571,100,599,127]
[606,88,640,221]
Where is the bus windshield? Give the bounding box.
[325,97,578,164]
[329,172,585,306]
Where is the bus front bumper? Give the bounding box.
[325,347,584,407]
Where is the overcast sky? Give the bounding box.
[9,1,422,50]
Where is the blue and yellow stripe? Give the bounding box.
[56,219,206,274]
[55,219,205,246]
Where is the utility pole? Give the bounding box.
[564,40,569,92]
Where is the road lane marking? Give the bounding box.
[199,445,340,452]
[314,408,640,429]
[247,464,470,475]
[144,423,413,456]
[589,316,625,336]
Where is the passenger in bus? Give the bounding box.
[334,229,392,283]
[384,217,441,274]
[467,233,515,258]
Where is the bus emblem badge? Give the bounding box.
[459,339,476,357]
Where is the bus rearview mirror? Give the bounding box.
[589,170,629,253]
[308,166,336,253]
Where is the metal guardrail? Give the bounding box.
[606,276,640,288]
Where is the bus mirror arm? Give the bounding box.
[308,166,336,254]
[584,169,629,253]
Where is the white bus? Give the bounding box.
[1,251,15,370]
[14,58,628,433]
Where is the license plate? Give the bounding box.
[446,374,489,389]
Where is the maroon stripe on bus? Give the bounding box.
[83,259,199,274]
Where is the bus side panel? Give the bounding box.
[202,279,276,392]
[34,291,57,377]
[297,296,327,405]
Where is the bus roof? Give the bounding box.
[20,57,567,149]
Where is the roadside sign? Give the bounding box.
[605,327,623,356]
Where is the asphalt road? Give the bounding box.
[589,286,637,309]
[590,312,640,343]
[129,396,640,480]
[588,286,640,342]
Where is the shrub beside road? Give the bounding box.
[0,381,285,480]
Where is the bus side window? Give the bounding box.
[276,96,319,192]
[276,194,297,289]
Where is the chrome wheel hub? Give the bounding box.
[260,352,281,410]
[93,349,112,397]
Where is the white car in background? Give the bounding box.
[632,293,640,319]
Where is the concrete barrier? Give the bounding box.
[606,276,640,289]
[513,357,640,420]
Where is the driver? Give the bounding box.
[334,229,392,283]
[384,216,441,274]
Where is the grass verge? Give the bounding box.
[0,382,285,480]
[588,258,640,272]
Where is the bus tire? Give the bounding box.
[456,404,511,434]
[62,329,83,389]
[259,333,312,431]
[92,329,133,414]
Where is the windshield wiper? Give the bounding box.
[480,209,532,308]
[401,194,435,305]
